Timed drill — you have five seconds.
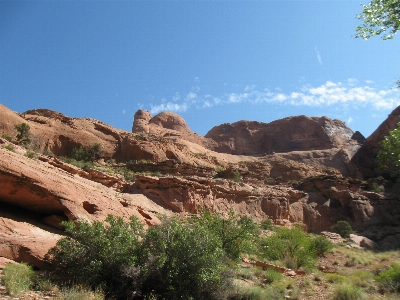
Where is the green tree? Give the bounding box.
[377,122,400,180]
[355,0,400,40]
[331,220,353,238]
[355,0,400,88]
[14,123,31,145]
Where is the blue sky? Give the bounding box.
[1,1,399,138]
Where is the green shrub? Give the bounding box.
[14,123,31,145]
[309,235,333,257]
[46,214,235,299]
[139,217,231,300]
[331,221,353,238]
[228,285,285,300]
[325,273,347,284]
[330,283,364,300]
[61,157,95,170]
[59,285,105,300]
[261,226,316,269]
[46,215,143,298]
[260,218,274,231]
[232,169,242,182]
[264,268,283,284]
[24,150,38,159]
[1,133,13,141]
[70,143,102,162]
[376,263,400,293]
[192,209,258,260]
[2,144,15,152]
[3,262,35,296]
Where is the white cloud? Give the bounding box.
[150,102,189,114]
[146,80,400,115]
[315,47,322,65]
[347,117,353,124]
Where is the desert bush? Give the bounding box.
[325,273,347,284]
[331,220,353,238]
[375,263,400,293]
[14,123,31,145]
[61,157,95,170]
[264,268,283,284]
[2,144,15,152]
[46,215,143,297]
[228,285,284,300]
[3,262,35,296]
[24,150,38,159]
[47,213,235,299]
[309,235,333,257]
[192,209,258,260]
[70,143,102,162]
[261,226,317,269]
[58,285,105,300]
[260,218,274,231]
[139,217,231,300]
[232,170,242,182]
[349,270,376,293]
[330,283,364,300]
[1,133,13,141]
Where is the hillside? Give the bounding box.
[0,103,399,271]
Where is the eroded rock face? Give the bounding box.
[0,147,169,268]
[352,105,400,178]
[205,115,361,155]
[132,110,152,134]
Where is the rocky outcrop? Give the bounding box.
[205,115,361,155]
[131,110,216,148]
[0,147,171,268]
[351,105,400,178]
[0,105,216,165]
[131,173,400,234]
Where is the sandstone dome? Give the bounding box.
[149,111,190,132]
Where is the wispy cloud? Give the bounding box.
[315,47,322,65]
[148,79,400,115]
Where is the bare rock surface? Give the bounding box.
[351,105,400,178]
[205,115,361,155]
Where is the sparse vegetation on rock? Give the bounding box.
[14,123,31,145]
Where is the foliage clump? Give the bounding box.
[261,225,332,269]
[70,143,102,162]
[46,211,255,299]
[355,0,400,40]
[331,283,364,300]
[1,133,13,142]
[14,123,31,145]
[3,262,35,296]
[375,263,400,293]
[377,122,400,180]
[331,220,353,238]
[193,209,258,260]
[46,215,143,298]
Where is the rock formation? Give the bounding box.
[0,103,400,269]
[351,106,400,178]
[204,115,361,155]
